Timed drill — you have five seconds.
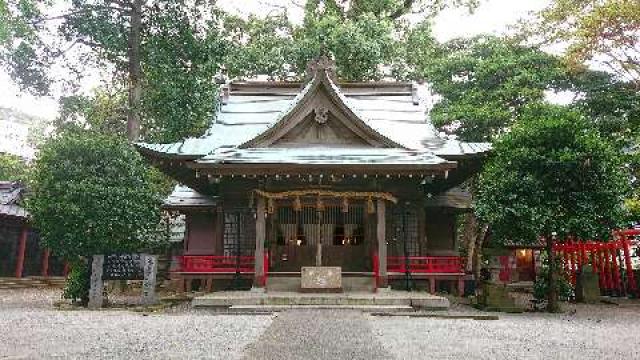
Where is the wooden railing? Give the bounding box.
[174,255,268,276]
[387,256,464,274]
[373,254,464,277]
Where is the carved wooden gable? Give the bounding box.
[269,87,380,148]
[241,69,402,149]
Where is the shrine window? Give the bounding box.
[223,209,255,256]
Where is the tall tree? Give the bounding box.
[526,0,640,87]
[569,69,640,223]
[417,36,567,142]
[475,104,630,311]
[127,0,142,141]
[0,0,227,143]
[223,0,478,81]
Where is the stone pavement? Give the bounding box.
[242,310,391,360]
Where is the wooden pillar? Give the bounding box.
[14,224,28,278]
[622,236,637,296]
[254,197,266,288]
[41,248,50,277]
[376,200,388,288]
[63,262,70,277]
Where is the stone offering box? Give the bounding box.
[300,266,342,293]
[89,253,159,309]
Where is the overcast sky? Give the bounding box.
[0,0,549,120]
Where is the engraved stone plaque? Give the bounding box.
[88,255,105,309]
[141,254,158,305]
[103,253,144,280]
[301,266,342,292]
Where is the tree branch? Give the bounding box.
[30,9,91,25]
[389,0,415,20]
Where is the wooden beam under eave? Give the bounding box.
[187,162,457,176]
[429,158,486,194]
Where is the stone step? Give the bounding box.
[0,285,28,289]
[227,304,415,313]
[192,291,450,310]
[0,277,66,288]
[266,276,376,292]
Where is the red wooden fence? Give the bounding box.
[552,229,639,296]
[386,256,465,274]
[175,255,269,276]
[373,254,464,286]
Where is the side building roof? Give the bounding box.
[0,181,29,221]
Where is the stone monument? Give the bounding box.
[88,253,158,309]
[300,266,342,293]
[575,265,600,303]
[88,255,105,309]
[142,254,159,305]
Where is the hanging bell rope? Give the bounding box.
[316,196,325,212]
[267,198,275,214]
[293,196,302,212]
[253,189,398,204]
[367,196,375,214]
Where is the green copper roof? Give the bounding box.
[137,69,490,162]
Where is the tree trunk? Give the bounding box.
[546,236,560,312]
[473,224,488,280]
[463,212,477,273]
[126,0,142,142]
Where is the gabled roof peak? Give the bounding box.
[238,64,405,149]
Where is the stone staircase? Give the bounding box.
[0,276,66,290]
[192,290,450,312]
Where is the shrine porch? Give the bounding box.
[170,254,467,295]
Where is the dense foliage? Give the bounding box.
[476,105,630,244]
[62,260,90,304]
[1,1,227,143]
[0,153,30,183]
[533,256,573,302]
[418,36,568,142]
[527,0,640,85]
[27,132,163,260]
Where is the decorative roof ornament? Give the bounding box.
[314,106,329,124]
[306,53,337,82]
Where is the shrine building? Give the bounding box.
[137,57,490,293]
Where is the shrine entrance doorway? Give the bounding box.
[268,201,373,273]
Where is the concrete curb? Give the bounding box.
[370,312,499,320]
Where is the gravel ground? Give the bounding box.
[371,304,640,360]
[0,289,273,359]
[242,309,391,360]
[3,289,640,360]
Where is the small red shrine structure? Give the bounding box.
[553,229,639,297]
[0,181,65,278]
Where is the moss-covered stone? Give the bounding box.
[475,281,523,313]
[575,265,600,303]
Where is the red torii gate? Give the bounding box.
[552,229,639,297]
